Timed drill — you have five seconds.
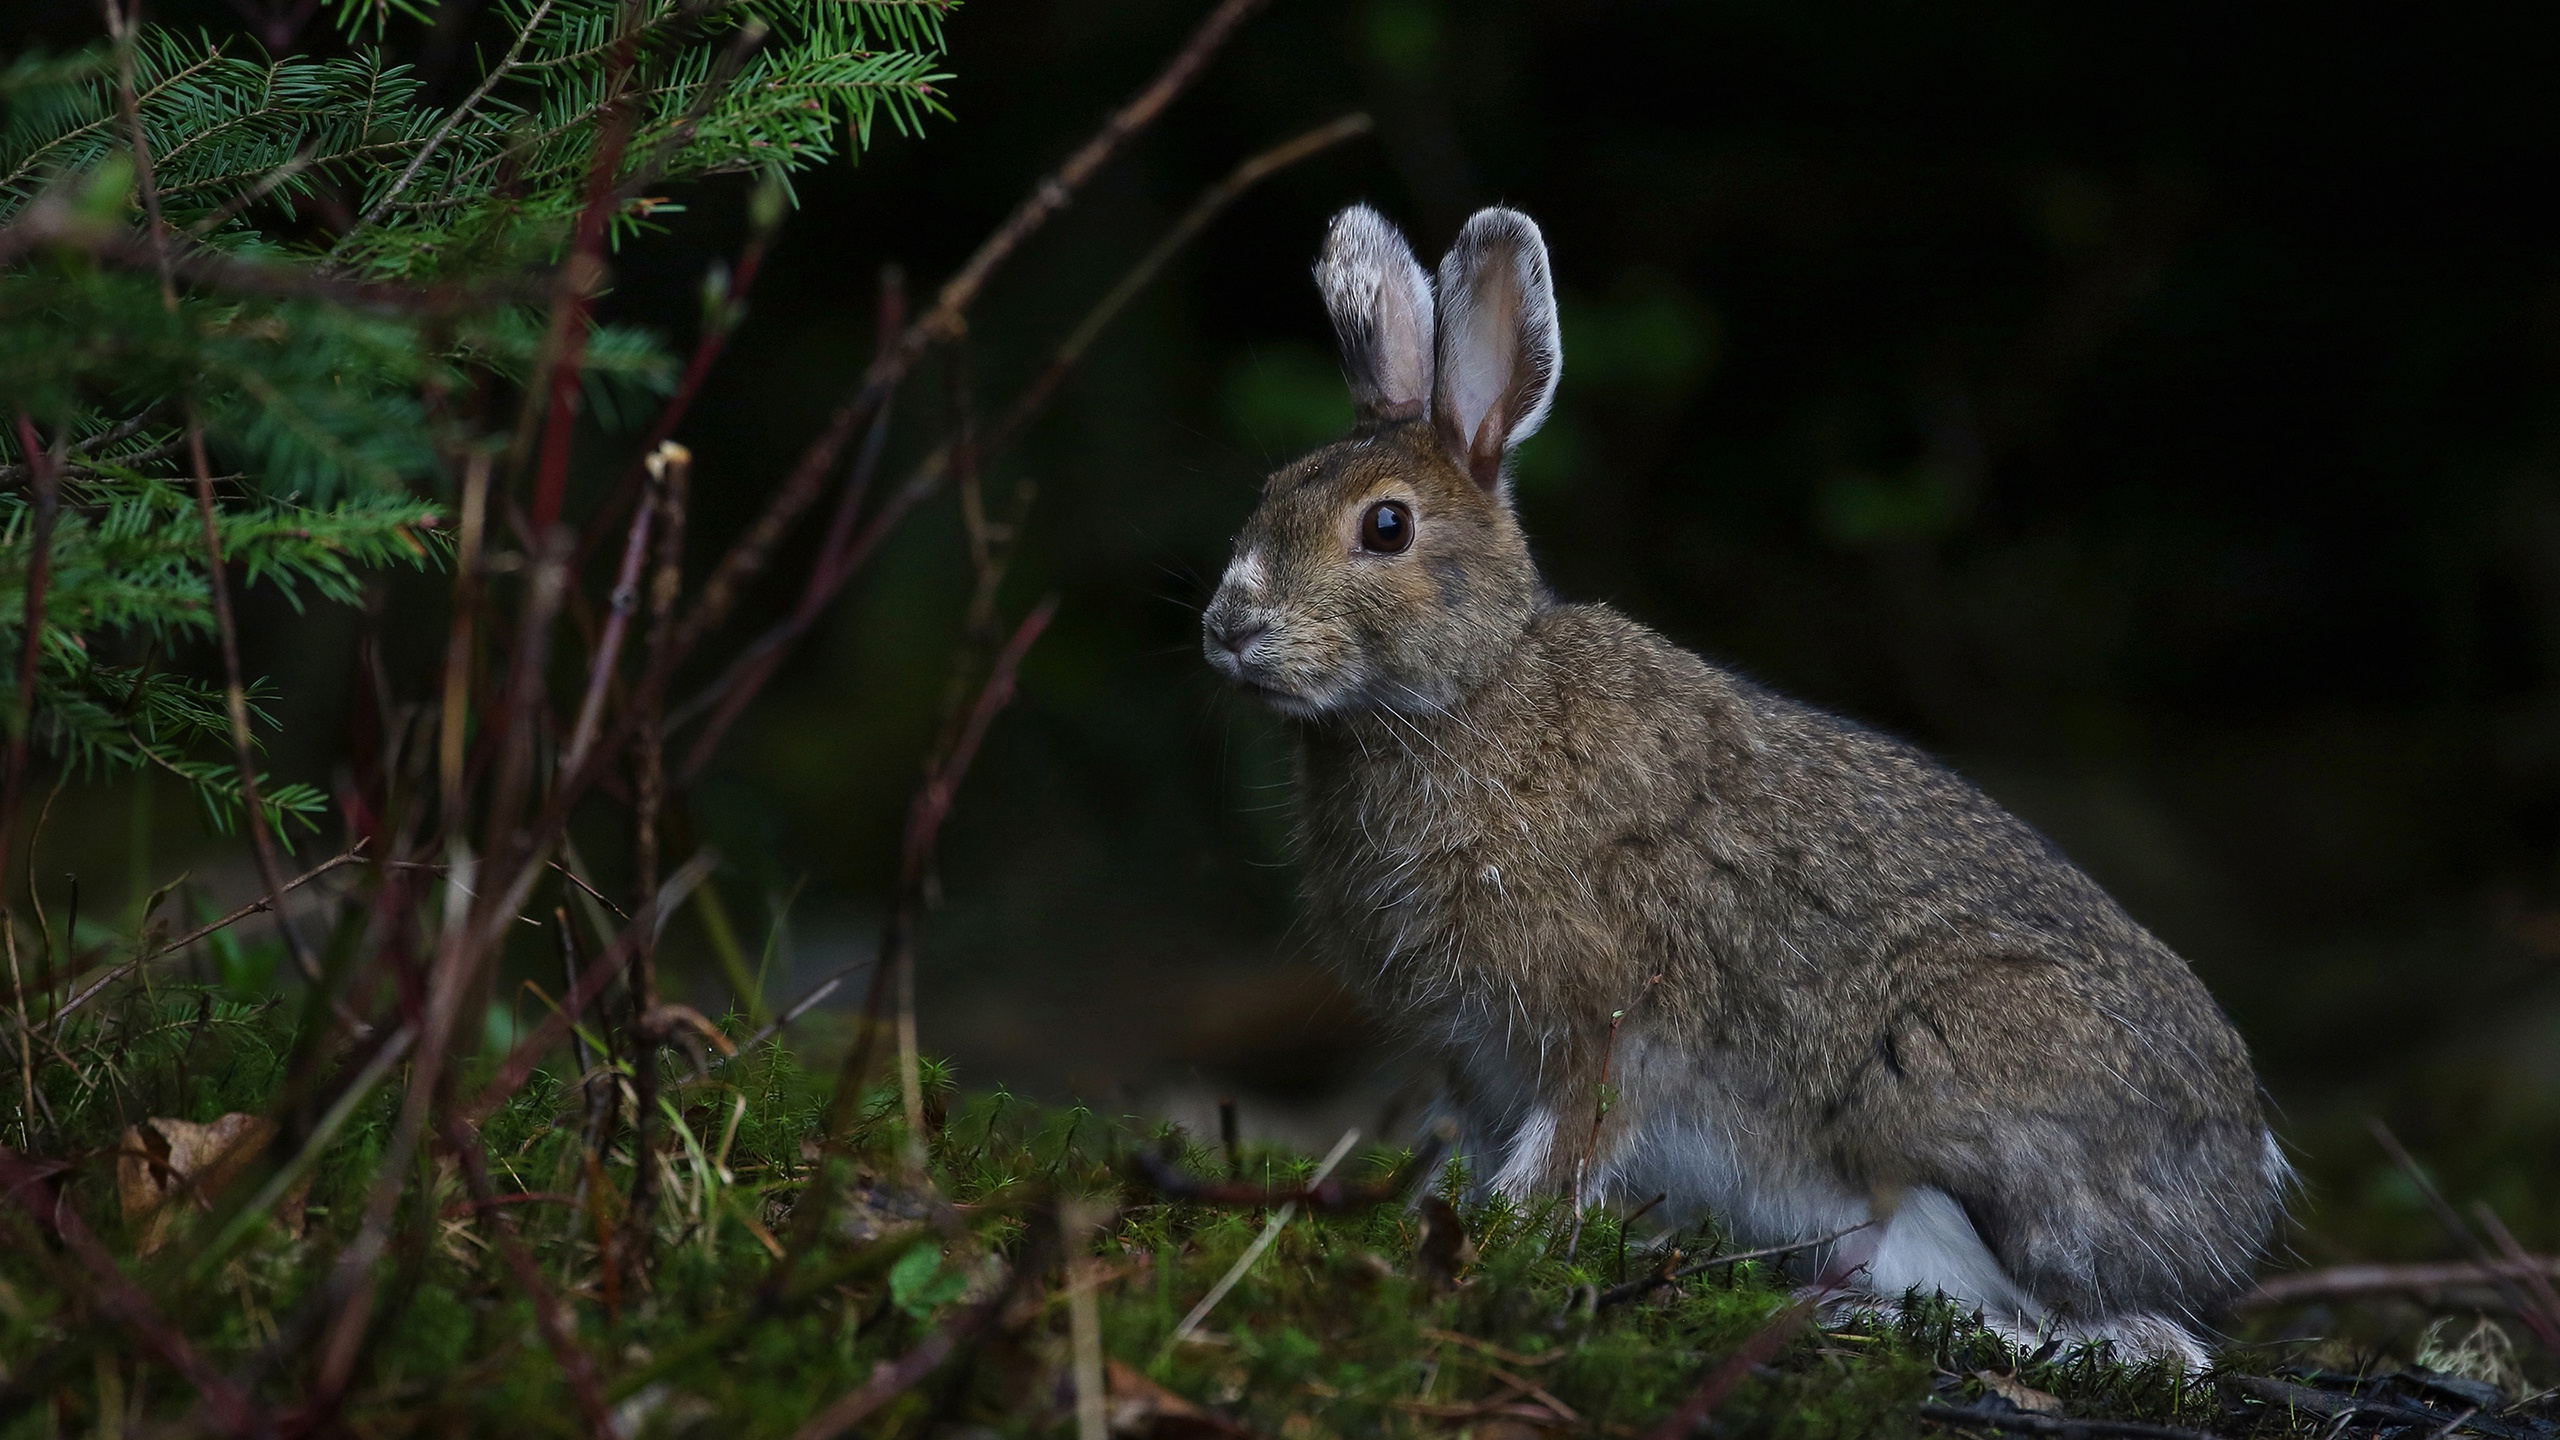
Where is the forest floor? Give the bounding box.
[3,995,2553,1439]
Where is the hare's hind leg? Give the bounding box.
[1844,1189,2210,1366]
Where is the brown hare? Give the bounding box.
[1201,203,2286,1362]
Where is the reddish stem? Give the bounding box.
[528,44,638,535]
[561,486,657,777]
[461,878,652,1122]
[668,0,1273,666]
[675,271,902,776]
[899,598,1055,890]
[442,1120,616,1438]
[1,418,60,890]
[569,233,772,582]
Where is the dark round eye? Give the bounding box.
[1359,499,1413,554]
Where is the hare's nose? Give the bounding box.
[1210,617,1268,656]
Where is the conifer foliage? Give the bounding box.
[0,0,951,835]
[0,3,1487,1431]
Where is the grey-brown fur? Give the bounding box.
[1202,206,2284,1358]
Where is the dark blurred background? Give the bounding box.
[24,0,2560,1262]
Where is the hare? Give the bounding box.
[1201,204,2286,1362]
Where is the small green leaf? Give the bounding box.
[887,1242,966,1318]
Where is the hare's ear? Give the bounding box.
[1314,205,1435,425]
[1432,207,1560,494]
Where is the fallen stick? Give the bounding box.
[1920,1400,2227,1440]
[2239,1256,2560,1308]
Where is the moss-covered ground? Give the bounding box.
[0,989,2551,1438]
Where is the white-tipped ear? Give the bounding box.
[1432,207,1561,493]
[1314,205,1435,426]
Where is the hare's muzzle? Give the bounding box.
[1201,591,1271,679]
[1205,614,1268,660]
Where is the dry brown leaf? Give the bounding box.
[115,1113,302,1255]
[1974,1369,2063,1414]
[1104,1358,1257,1439]
[1412,1194,1476,1288]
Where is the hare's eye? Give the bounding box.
[1359,500,1413,555]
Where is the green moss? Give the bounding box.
[0,998,2538,1437]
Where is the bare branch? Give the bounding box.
[671,113,1366,767]
[669,0,1274,662]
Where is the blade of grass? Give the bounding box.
[1163,1128,1360,1352]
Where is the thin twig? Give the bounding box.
[479,529,574,886]
[317,708,517,1405]
[4,923,34,1150]
[563,186,783,584]
[606,17,771,208]
[181,140,318,240]
[1131,1127,1450,1214]
[674,266,903,774]
[449,861,718,1129]
[766,597,1056,1284]
[437,453,492,817]
[0,406,167,486]
[550,860,631,921]
[2220,1376,2445,1430]
[2471,1203,2560,1354]
[527,22,642,535]
[1065,1199,1111,1440]
[560,486,656,776]
[1,417,61,891]
[1595,1219,1879,1311]
[0,200,550,312]
[788,1255,1025,1440]
[444,1116,616,1439]
[43,841,368,1028]
[1567,983,1648,1261]
[94,11,300,1034]
[115,0,322,989]
[2371,1119,2560,1356]
[622,442,690,1281]
[0,433,189,488]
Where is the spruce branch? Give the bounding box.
[332,0,561,248]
